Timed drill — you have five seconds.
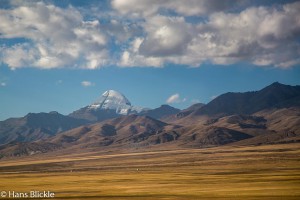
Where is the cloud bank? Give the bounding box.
[0,1,299,69]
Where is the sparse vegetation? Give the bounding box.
[0,143,299,199]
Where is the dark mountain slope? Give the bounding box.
[0,115,182,158]
[140,105,180,119]
[194,82,300,116]
[0,112,88,145]
[161,103,205,123]
[175,103,205,118]
[69,107,120,122]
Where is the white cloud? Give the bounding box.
[139,15,192,57]
[0,82,6,87]
[81,81,94,87]
[112,0,240,17]
[1,44,38,70]
[118,1,300,68]
[0,1,299,69]
[166,93,187,104]
[118,15,193,67]
[166,93,180,104]
[0,2,109,69]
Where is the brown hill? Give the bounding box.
[2,106,299,159]
[1,83,299,159]
[192,82,300,117]
[0,115,182,158]
[0,112,88,146]
[139,104,181,120]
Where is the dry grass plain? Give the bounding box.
[0,143,299,199]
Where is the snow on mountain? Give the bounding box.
[88,90,147,115]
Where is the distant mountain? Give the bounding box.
[0,115,182,157]
[0,112,87,145]
[176,103,205,118]
[161,103,205,123]
[1,83,300,159]
[1,107,300,158]
[69,90,148,122]
[140,105,181,119]
[193,82,300,116]
[68,107,120,122]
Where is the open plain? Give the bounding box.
[0,143,299,200]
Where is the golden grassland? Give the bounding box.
[0,143,299,199]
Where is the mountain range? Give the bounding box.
[0,82,299,158]
[194,82,300,116]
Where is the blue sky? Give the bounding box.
[0,0,300,120]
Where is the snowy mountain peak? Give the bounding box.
[88,90,145,115]
[101,90,131,106]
